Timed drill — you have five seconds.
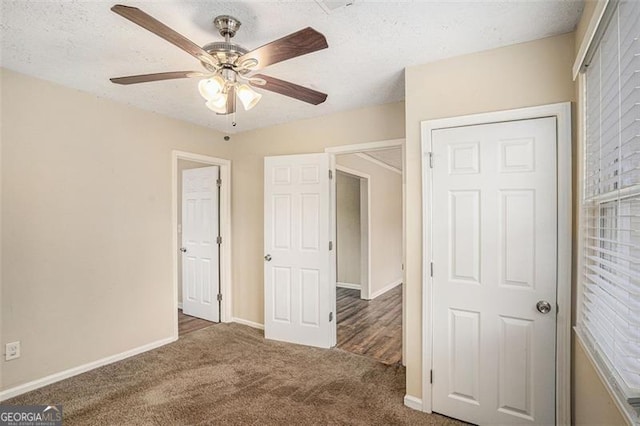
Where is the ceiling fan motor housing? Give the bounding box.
[201,16,250,72]
[201,41,249,72]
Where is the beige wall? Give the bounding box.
[230,102,405,324]
[0,68,232,390]
[176,160,213,304]
[336,171,361,285]
[573,336,626,424]
[572,2,627,424]
[404,33,577,399]
[337,154,403,297]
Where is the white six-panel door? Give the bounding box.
[264,154,335,348]
[182,166,220,322]
[431,118,557,425]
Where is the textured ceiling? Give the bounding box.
[363,148,403,171]
[0,1,583,133]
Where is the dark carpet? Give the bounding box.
[7,323,464,425]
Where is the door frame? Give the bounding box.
[335,166,371,299]
[326,138,406,362]
[171,150,233,338]
[420,103,572,424]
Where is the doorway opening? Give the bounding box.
[261,141,405,362]
[330,140,404,366]
[172,151,232,339]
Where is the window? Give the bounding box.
[578,0,640,417]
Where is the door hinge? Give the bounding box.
[216,236,222,245]
[428,152,433,168]
[430,262,434,277]
[430,370,433,384]
[216,178,222,187]
[329,312,333,322]
[329,241,333,251]
[329,169,333,180]
[557,303,560,314]
[217,294,222,302]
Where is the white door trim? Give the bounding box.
[172,150,233,339]
[325,138,404,154]
[336,165,371,300]
[419,103,572,425]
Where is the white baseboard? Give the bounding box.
[336,282,361,290]
[177,302,183,310]
[0,336,177,402]
[232,317,264,330]
[404,394,423,411]
[370,278,402,299]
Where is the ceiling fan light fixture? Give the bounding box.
[205,93,228,114]
[109,5,329,124]
[198,75,225,100]
[237,84,262,111]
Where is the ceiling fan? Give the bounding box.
[109,5,328,117]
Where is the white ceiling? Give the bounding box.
[0,1,583,133]
[362,148,403,171]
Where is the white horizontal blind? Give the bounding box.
[581,0,640,405]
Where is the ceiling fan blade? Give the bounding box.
[238,27,328,71]
[110,71,203,85]
[218,85,236,115]
[251,74,327,105]
[111,5,217,66]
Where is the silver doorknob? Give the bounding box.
[180,247,187,253]
[264,254,272,262]
[536,300,552,314]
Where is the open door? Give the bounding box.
[264,153,336,348]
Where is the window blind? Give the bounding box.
[580,0,640,408]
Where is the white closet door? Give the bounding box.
[431,117,557,425]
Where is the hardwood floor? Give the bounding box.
[336,285,402,365]
[178,309,215,336]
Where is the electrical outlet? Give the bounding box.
[5,341,20,361]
